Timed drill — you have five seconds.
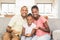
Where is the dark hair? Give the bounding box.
[27,13,33,18]
[31,5,39,11]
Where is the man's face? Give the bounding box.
[21,7,28,17]
[27,16,33,25]
[32,8,39,18]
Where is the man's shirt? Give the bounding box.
[8,14,27,35]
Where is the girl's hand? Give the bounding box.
[25,34,31,37]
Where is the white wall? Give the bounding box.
[0,4,1,14]
[58,0,60,19]
[0,0,59,18]
[51,0,58,18]
[15,0,58,18]
[15,0,35,15]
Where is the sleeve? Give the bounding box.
[41,16,47,23]
[33,24,36,29]
[22,24,25,28]
[8,16,17,27]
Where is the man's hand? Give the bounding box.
[12,30,17,34]
[6,26,12,33]
[12,30,20,35]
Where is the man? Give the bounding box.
[31,5,51,40]
[2,6,28,40]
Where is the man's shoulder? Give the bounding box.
[12,14,22,19]
[23,22,27,25]
[23,23,27,28]
[14,14,22,18]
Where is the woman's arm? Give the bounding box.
[39,21,50,33]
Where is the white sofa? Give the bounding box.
[0,17,60,40]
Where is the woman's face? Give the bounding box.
[32,8,39,19]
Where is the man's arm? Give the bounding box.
[7,16,16,33]
[39,21,50,33]
[22,27,25,36]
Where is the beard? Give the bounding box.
[21,15,27,19]
[21,14,27,18]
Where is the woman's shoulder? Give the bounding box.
[39,15,45,19]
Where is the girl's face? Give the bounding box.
[27,16,33,26]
